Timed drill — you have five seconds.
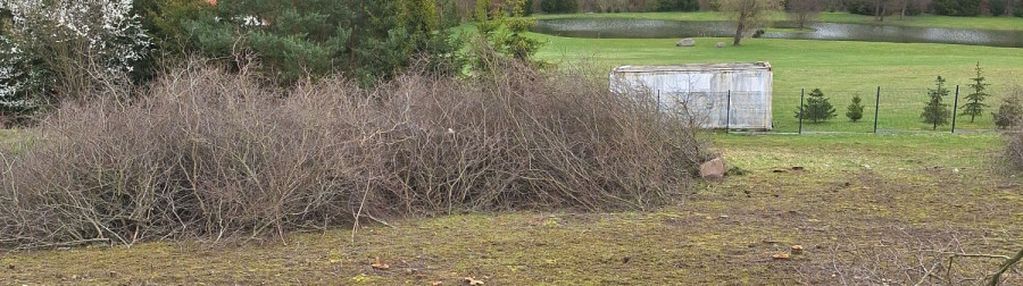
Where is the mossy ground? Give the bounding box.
[2,133,1020,285]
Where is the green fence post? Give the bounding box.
[724,90,732,132]
[873,86,880,134]
[952,85,960,134]
[798,88,804,134]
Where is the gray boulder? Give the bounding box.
[676,38,696,47]
[715,42,726,48]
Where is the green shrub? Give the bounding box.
[846,95,865,122]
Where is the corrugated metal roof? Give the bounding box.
[613,62,772,73]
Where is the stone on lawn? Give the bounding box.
[715,42,726,48]
[699,157,726,180]
[676,38,696,47]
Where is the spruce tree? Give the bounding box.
[922,76,951,130]
[846,94,865,122]
[794,88,836,123]
[960,61,990,123]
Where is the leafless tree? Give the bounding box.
[786,0,822,29]
[874,0,887,21]
[717,0,783,46]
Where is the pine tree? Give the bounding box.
[795,88,836,123]
[846,94,865,122]
[960,61,990,123]
[179,0,457,85]
[922,76,951,130]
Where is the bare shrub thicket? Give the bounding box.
[0,60,707,248]
[1001,86,1023,169]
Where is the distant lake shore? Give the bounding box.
[532,18,1023,48]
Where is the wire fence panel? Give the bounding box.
[654,90,772,130]
[799,88,879,134]
[790,86,997,134]
[642,86,997,134]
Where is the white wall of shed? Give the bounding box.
[610,69,772,130]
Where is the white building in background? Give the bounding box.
[610,62,774,130]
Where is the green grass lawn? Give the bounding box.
[530,11,1023,31]
[533,33,1023,132]
[3,133,1019,284]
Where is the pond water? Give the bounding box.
[532,18,1023,48]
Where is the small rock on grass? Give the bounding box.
[676,38,696,47]
[699,157,726,180]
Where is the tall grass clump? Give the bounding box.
[0,60,707,248]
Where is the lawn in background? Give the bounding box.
[533,33,1023,132]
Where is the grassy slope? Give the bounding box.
[2,133,1021,285]
[530,11,1023,31]
[533,34,1023,132]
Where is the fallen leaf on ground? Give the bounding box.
[791,245,804,254]
[464,277,485,285]
[371,257,390,270]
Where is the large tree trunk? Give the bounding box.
[879,2,886,21]
[875,0,882,21]
[900,0,907,19]
[733,15,746,46]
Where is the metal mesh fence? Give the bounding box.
[791,86,997,134]
[642,86,997,134]
[798,88,879,134]
[652,90,771,130]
